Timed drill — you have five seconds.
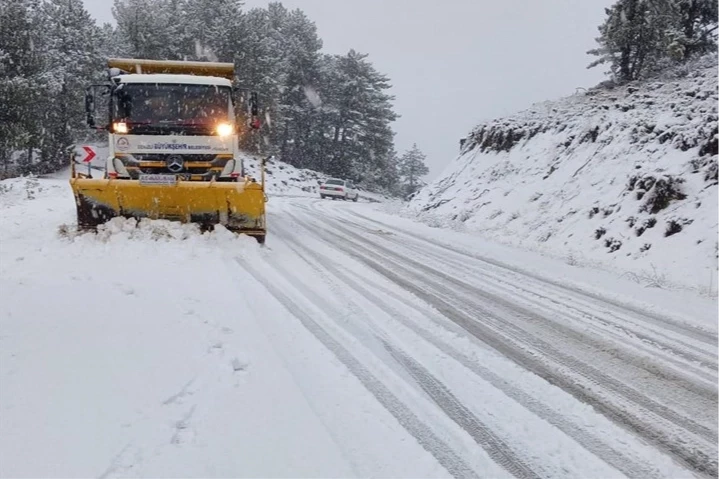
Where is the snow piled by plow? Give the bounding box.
[408,54,718,293]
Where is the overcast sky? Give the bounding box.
[83,0,614,179]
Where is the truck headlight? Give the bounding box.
[215,122,233,137]
[113,122,128,134]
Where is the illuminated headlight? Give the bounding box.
[215,122,234,137]
[113,122,128,134]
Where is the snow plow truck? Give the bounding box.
[71,58,267,243]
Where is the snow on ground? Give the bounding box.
[408,53,718,293]
[0,177,444,478]
[0,173,716,478]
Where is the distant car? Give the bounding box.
[319,178,359,202]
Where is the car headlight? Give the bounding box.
[215,122,234,137]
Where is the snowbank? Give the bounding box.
[244,154,327,197]
[244,154,391,201]
[408,53,718,292]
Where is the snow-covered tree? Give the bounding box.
[39,0,101,169]
[671,0,718,58]
[588,0,717,82]
[96,22,132,59]
[587,0,667,81]
[398,144,429,196]
[274,6,323,168]
[182,0,243,61]
[0,0,45,175]
[112,0,181,60]
[319,49,398,181]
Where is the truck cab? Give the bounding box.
[85,58,260,183]
[73,58,267,244]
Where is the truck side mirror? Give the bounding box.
[249,91,261,129]
[86,84,111,130]
[85,89,95,127]
[250,91,259,117]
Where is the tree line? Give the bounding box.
[0,0,429,196]
[588,0,717,82]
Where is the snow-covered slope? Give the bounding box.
[409,54,718,292]
[244,154,327,197]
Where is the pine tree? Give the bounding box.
[182,0,243,61]
[587,0,664,81]
[671,0,718,58]
[275,7,323,169]
[398,144,429,197]
[97,22,132,59]
[112,0,179,59]
[322,49,398,181]
[0,0,45,175]
[588,0,717,82]
[39,0,101,170]
[233,6,287,154]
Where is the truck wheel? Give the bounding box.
[255,235,266,245]
[352,195,358,202]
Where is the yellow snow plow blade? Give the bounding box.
[70,178,266,241]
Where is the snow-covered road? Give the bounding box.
[1,177,717,478]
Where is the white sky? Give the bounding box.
[83,0,614,179]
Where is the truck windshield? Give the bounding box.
[114,83,231,126]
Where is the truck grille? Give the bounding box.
[124,154,231,180]
[133,154,217,162]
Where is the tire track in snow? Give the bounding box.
[383,342,540,479]
[333,207,717,367]
[370,221,717,372]
[315,212,717,435]
[264,226,544,479]
[287,210,717,478]
[340,207,717,347]
[236,258,479,479]
[271,222,667,479]
[344,217,718,398]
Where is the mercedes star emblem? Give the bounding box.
[166,155,184,173]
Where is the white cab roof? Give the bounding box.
[115,74,232,87]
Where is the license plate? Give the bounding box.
[139,174,176,186]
